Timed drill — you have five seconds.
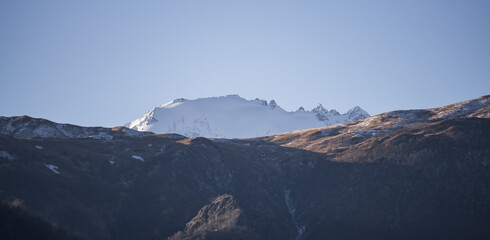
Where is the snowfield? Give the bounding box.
[44,164,60,174]
[128,95,370,138]
[0,151,14,160]
[132,155,144,162]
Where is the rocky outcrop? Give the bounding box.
[168,194,260,240]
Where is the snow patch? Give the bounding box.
[353,129,382,137]
[91,132,113,140]
[285,189,296,215]
[44,164,60,174]
[285,189,305,240]
[35,145,43,150]
[432,96,490,119]
[131,155,144,162]
[155,145,166,156]
[0,151,14,160]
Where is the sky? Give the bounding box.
[1,0,489,127]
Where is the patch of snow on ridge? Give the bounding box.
[91,132,113,140]
[0,151,14,160]
[128,95,370,138]
[132,155,144,162]
[431,96,490,120]
[35,145,43,150]
[44,164,60,174]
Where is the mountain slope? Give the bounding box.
[127,95,369,138]
[267,95,490,154]
[0,203,78,240]
[0,95,489,240]
[0,116,147,139]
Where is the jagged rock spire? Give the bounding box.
[269,100,278,109]
[313,104,326,112]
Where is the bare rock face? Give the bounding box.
[184,194,241,233]
[169,194,260,240]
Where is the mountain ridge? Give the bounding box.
[1,95,487,140]
[0,95,489,240]
[0,115,149,139]
[127,95,370,138]
[267,94,490,154]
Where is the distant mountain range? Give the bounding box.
[0,95,489,240]
[0,116,146,139]
[127,95,370,138]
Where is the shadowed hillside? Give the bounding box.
[0,96,489,240]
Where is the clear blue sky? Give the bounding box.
[1,0,489,127]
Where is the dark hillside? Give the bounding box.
[0,96,489,239]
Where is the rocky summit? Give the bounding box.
[0,95,489,240]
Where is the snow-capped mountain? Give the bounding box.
[1,95,489,240]
[127,95,370,138]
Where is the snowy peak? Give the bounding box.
[172,98,187,103]
[128,95,370,138]
[254,98,268,106]
[312,103,326,112]
[346,106,370,121]
[269,100,278,109]
[311,104,368,123]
